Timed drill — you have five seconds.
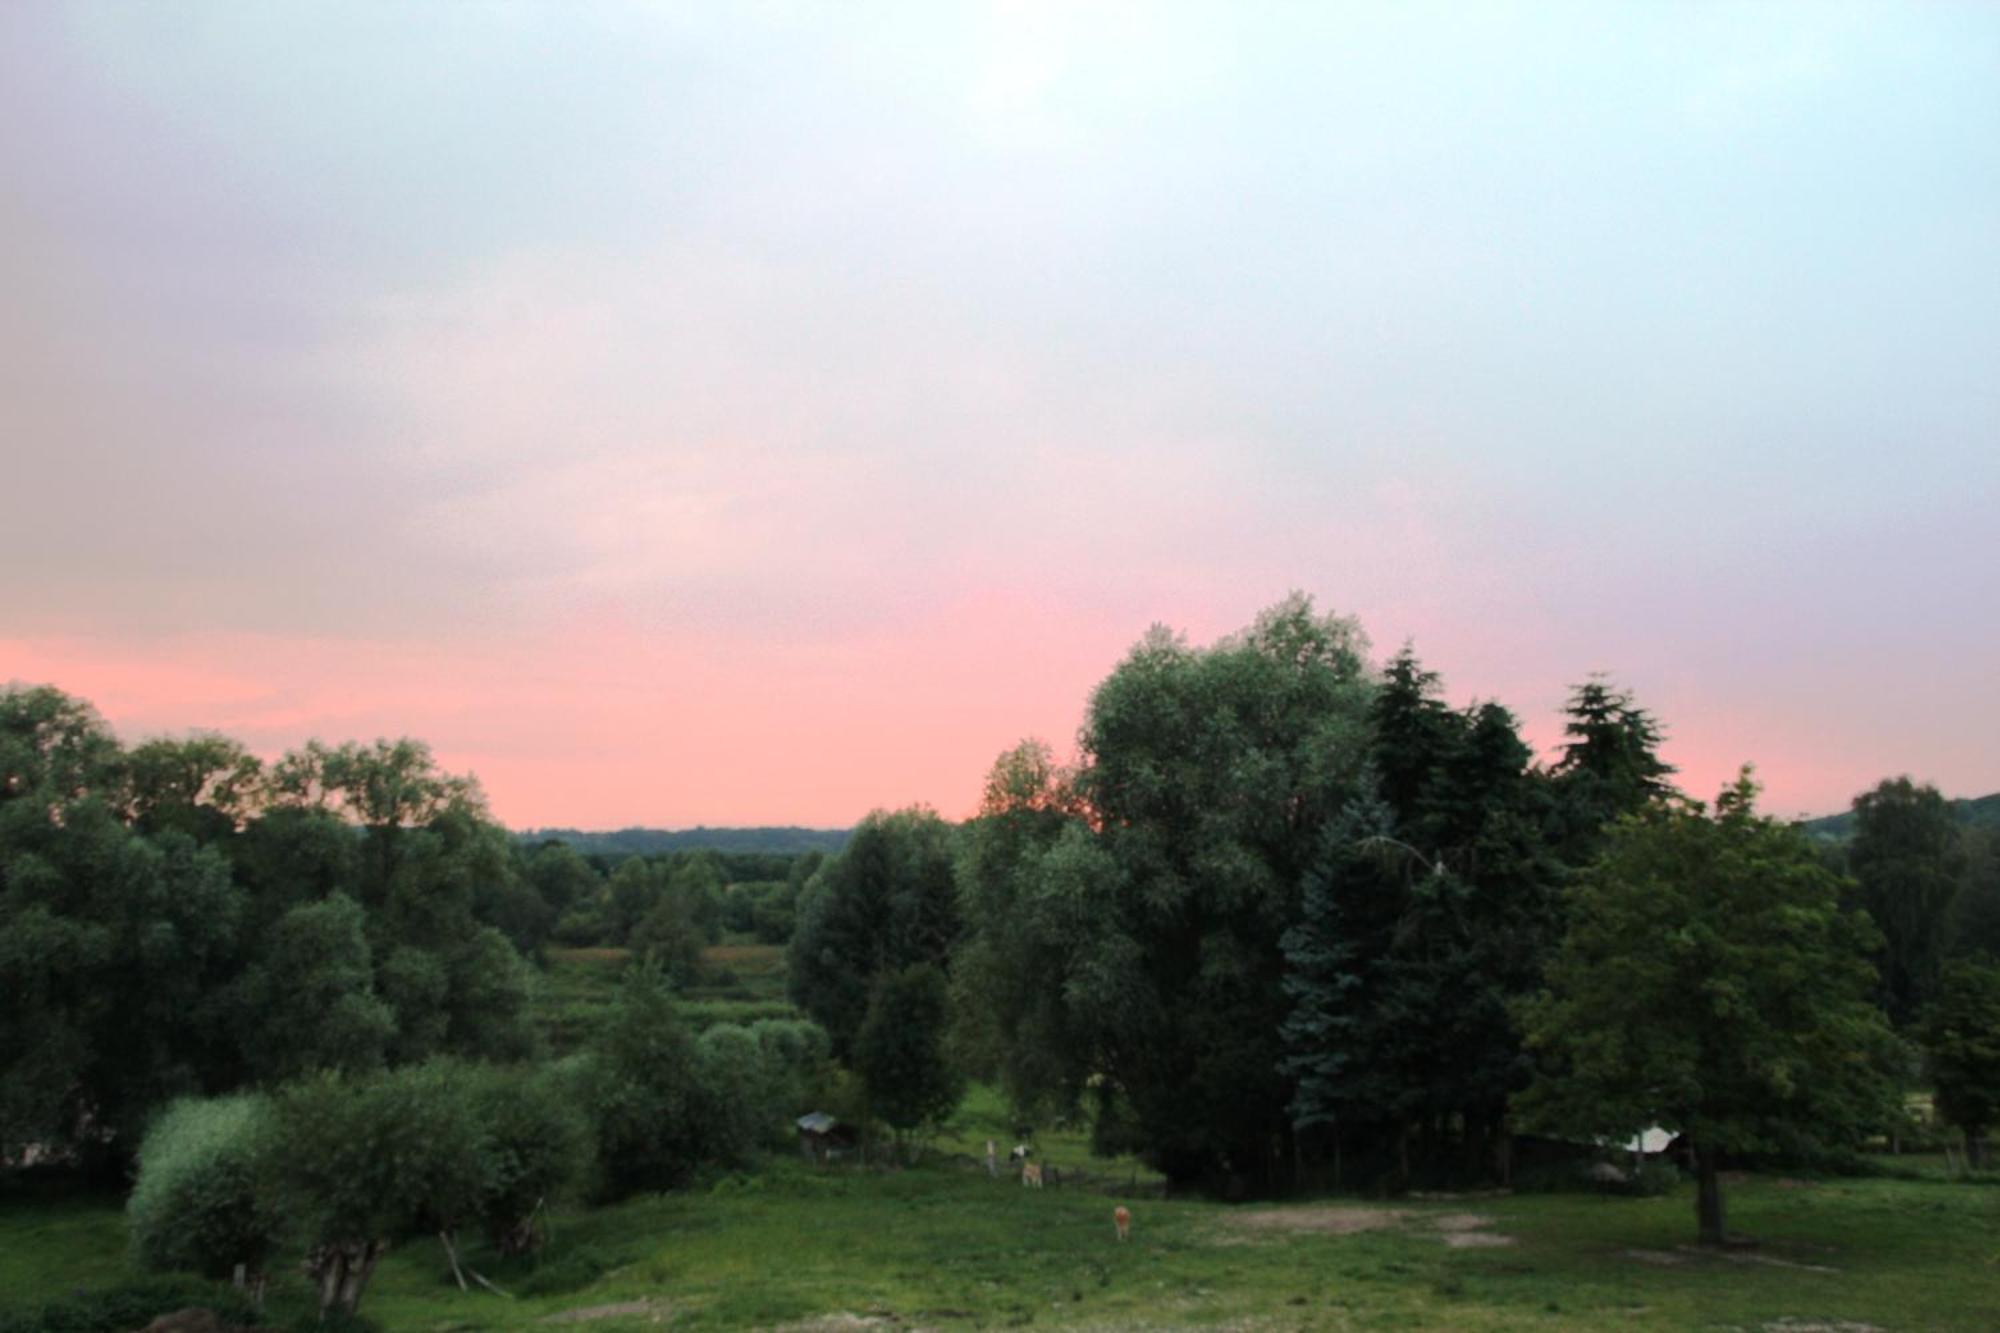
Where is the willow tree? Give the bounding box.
[1046,595,1376,1188]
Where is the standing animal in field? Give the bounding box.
[1021,1161,1044,1188]
[1113,1205,1131,1241]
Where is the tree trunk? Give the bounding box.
[308,1239,387,1318]
[1693,1144,1726,1247]
[1968,1131,1989,1171]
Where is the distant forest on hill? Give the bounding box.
[1799,791,2000,842]
[516,825,851,858]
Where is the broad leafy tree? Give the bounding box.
[854,963,963,1146]
[788,807,960,1060]
[578,962,720,1198]
[950,740,1091,1118]
[1919,956,2000,1167]
[1518,771,1897,1245]
[1066,595,1375,1187]
[237,895,395,1083]
[270,1065,491,1318]
[1850,777,1965,1026]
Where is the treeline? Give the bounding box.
[781,596,2000,1230]
[0,686,820,1178]
[519,825,850,859]
[534,841,820,972]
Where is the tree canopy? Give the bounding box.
[1518,771,1897,1244]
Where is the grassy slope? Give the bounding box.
[4,1161,1996,1330]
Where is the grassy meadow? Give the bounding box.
[4,1152,1997,1330]
[7,943,1997,1331]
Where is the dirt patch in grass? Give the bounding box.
[1442,1230,1516,1248]
[541,1299,670,1324]
[1225,1206,1517,1249]
[1428,1213,1496,1233]
[1761,1321,1883,1332]
[1229,1206,1408,1235]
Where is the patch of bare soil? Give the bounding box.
[1426,1212,1514,1247]
[541,1299,671,1324]
[1225,1205,1519,1249]
[1442,1231,1516,1248]
[1229,1206,1409,1234]
[769,1317,898,1332]
[1624,1248,1691,1265]
[1428,1212,1496,1232]
[1761,1321,1884,1333]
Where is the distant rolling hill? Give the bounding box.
[1796,791,2000,842]
[516,825,850,857]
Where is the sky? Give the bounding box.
[2,2,1996,829]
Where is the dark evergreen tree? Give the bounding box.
[1547,676,1676,861]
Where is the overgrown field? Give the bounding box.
[538,940,798,1051]
[4,1158,1995,1330]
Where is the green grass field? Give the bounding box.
[5,1152,1996,1330]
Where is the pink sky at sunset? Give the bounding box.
[3,5,1995,829]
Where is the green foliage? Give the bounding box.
[1949,830,2000,959]
[0,745,247,1156]
[239,896,394,1082]
[127,1093,282,1283]
[1064,595,1375,1184]
[787,808,960,1060]
[458,1063,593,1250]
[1919,955,2000,1160]
[122,733,263,844]
[1519,771,1899,1242]
[1547,676,1676,860]
[1852,776,1966,1026]
[269,1065,492,1249]
[630,894,706,986]
[950,741,1091,1119]
[853,964,963,1138]
[578,963,718,1198]
[1281,650,1561,1185]
[0,685,122,808]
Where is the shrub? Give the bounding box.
[578,963,719,1198]
[460,1062,593,1252]
[127,1094,283,1290]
